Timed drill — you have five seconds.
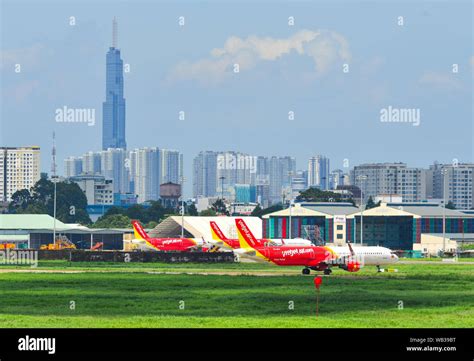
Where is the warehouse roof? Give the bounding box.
[262,202,359,218]
[0,214,73,230]
[149,216,262,239]
[349,203,474,218]
[0,214,123,234]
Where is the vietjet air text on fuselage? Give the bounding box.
[234,218,398,274]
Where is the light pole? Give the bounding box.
[289,199,293,239]
[52,175,57,245]
[288,170,294,239]
[51,132,57,246]
[180,176,186,238]
[219,176,225,200]
[441,168,448,254]
[357,175,368,245]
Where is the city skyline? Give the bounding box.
[1,1,473,198]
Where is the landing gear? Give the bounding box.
[302,268,311,275]
[323,268,332,275]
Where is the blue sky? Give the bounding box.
[1,0,473,196]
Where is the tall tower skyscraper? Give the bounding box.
[102,17,126,150]
[308,155,330,190]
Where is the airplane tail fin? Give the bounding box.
[210,221,230,242]
[132,220,150,241]
[235,218,260,249]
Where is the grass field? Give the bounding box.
[0,260,472,328]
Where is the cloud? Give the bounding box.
[0,43,45,71]
[419,71,462,91]
[4,80,40,104]
[168,30,351,85]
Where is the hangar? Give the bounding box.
[348,203,474,250]
[149,216,262,240]
[262,202,359,245]
[263,202,474,250]
[0,214,124,250]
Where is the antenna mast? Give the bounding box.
[112,17,118,48]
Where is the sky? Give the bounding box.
[1,0,473,196]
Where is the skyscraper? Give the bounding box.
[160,149,183,185]
[193,151,218,197]
[100,148,130,194]
[129,147,161,203]
[64,156,83,178]
[308,155,330,190]
[102,17,126,150]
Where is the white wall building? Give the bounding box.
[69,174,114,205]
[0,146,41,202]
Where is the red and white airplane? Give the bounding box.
[131,220,202,251]
[210,221,312,250]
[234,218,398,274]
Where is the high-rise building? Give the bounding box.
[234,184,257,203]
[329,169,346,190]
[427,162,474,209]
[308,155,330,190]
[129,147,160,203]
[102,18,126,150]
[160,149,183,185]
[64,156,83,178]
[267,156,296,204]
[216,152,257,197]
[0,146,41,202]
[351,163,426,202]
[193,151,218,197]
[82,151,102,175]
[290,170,308,199]
[100,148,130,194]
[193,151,295,206]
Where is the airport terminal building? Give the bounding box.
[264,202,474,250]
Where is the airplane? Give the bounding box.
[209,220,313,250]
[131,220,203,251]
[234,218,398,275]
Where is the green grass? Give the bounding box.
[0,261,472,328]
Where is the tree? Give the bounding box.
[445,201,456,210]
[145,201,169,223]
[365,196,381,210]
[125,204,149,223]
[187,203,198,216]
[296,188,343,202]
[8,189,33,212]
[211,199,229,215]
[250,204,263,217]
[200,209,217,216]
[102,206,127,218]
[7,178,91,225]
[92,214,132,228]
[146,221,158,229]
[251,203,283,218]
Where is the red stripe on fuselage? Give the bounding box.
[255,246,331,266]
